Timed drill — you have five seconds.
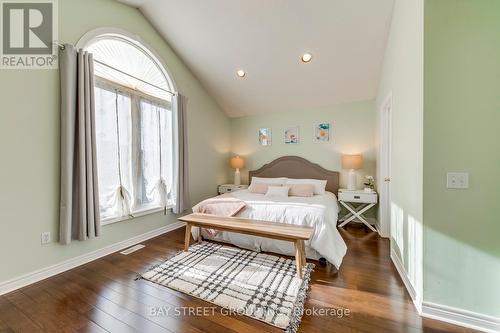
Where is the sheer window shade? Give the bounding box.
[94,83,173,222]
[139,99,174,209]
[94,87,133,220]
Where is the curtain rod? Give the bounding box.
[53,41,176,96]
[53,41,66,50]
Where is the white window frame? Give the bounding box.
[77,27,177,92]
[77,28,177,225]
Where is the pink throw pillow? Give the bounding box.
[248,183,274,194]
[289,184,314,197]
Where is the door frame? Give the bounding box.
[378,92,392,238]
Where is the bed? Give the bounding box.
[192,156,347,269]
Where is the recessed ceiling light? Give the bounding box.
[301,53,313,63]
[236,69,246,78]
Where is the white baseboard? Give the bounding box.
[422,302,500,333]
[390,247,422,313]
[390,246,499,332]
[0,221,185,295]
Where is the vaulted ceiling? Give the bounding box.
[118,0,394,117]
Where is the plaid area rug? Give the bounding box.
[140,241,314,332]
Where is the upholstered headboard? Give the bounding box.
[248,156,340,194]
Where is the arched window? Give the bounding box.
[80,30,176,223]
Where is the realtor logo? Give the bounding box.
[1,0,58,69]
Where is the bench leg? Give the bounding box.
[197,227,203,243]
[295,240,303,279]
[184,223,192,251]
[299,240,306,268]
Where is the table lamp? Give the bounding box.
[342,154,363,190]
[230,156,245,185]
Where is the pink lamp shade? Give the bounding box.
[230,156,245,169]
[342,154,363,170]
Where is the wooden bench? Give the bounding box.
[178,213,313,279]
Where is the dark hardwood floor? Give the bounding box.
[0,225,476,333]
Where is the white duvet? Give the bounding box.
[192,190,347,269]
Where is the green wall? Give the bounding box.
[230,100,377,190]
[423,0,500,316]
[376,0,424,295]
[0,0,230,283]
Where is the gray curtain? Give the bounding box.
[173,93,190,214]
[59,44,100,245]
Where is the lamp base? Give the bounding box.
[234,169,241,186]
[347,169,357,191]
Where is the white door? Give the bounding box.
[379,93,392,237]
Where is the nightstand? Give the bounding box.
[218,184,248,195]
[337,189,378,232]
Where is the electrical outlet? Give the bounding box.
[41,231,51,244]
[446,172,469,189]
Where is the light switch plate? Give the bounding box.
[446,172,469,189]
[41,231,51,244]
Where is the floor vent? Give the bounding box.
[120,244,145,255]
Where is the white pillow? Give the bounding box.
[285,178,327,195]
[250,177,287,186]
[265,186,290,197]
